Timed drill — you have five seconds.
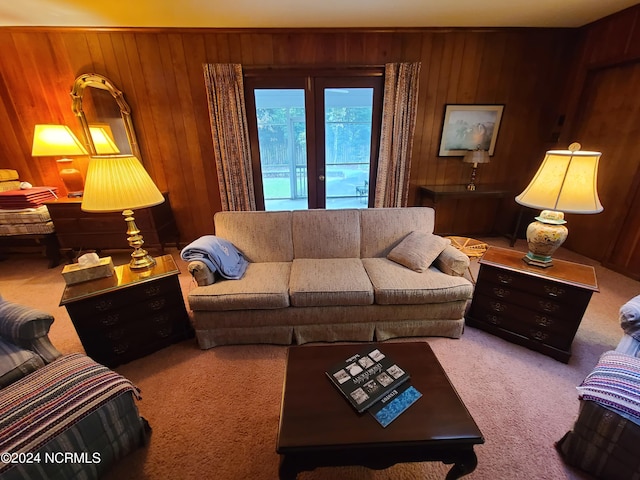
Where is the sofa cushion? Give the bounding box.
[214,211,293,262]
[360,207,435,258]
[292,209,360,258]
[362,257,473,305]
[387,231,449,272]
[188,262,291,311]
[0,337,44,388]
[289,258,374,307]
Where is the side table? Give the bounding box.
[465,246,598,363]
[60,254,193,367]
[418,184,507,236]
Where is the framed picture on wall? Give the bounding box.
[438,104,504,156]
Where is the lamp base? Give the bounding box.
[122,209,156,271]
[129,250,156,270]
[524,210,568,269]
[466,165,478,191]
[523,251,554,268]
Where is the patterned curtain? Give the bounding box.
[203,64,256,211]
[374,63,421,208]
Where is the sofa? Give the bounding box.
[0,296,149,480]
[556,295,640,479]
[185,207,474,349]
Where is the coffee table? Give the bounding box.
[276,341,484,479]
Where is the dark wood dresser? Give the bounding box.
[60,254,193,367]
[465,246,599,363]
[44,192,179,254]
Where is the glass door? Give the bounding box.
[245,71,383,210]
[253,88,309,211]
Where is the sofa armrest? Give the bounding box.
[434,244,470,277]
[0,298,61,363]
[188,261,216,286]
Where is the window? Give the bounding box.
[245,69,383,210]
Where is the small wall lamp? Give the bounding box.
[462,147,490,191]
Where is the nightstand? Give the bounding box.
[465,246,598,363]
[44,192,179,256]
[60,254,193,367]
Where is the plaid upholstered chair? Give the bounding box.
[0,295,61,388]
[556,295,640,479]
[0,296,150,479]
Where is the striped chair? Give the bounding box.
[0,296,61,388]
[556,296,640,479]
[0,299,150,479]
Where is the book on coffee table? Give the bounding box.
[326,347,410,413]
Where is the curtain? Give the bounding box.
[203,64,256,211]
[374,62,421,208]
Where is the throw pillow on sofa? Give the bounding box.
[387,231,449,273]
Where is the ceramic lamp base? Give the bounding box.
[57,159,84,197]
[524,210,568,268]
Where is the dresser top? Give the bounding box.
[479,247,599,292]
[60,254,180,305]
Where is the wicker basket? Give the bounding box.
[445,236,488,258]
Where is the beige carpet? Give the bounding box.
[1,237,638,479]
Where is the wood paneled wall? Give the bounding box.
[562,4,640,278]
[0,26,577,244]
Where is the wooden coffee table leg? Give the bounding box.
[278,456,299,480]
[445,449,478,479]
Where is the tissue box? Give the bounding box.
[62,256,115,285]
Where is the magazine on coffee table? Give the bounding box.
[368,382,423,427]
[326,347,410,413]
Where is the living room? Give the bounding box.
[1,1,640,479]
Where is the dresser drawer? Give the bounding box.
[70,291,184,331]
[66,277,180,317]
[478,266,590,304]
[80,306,191,363]
[474,279,586,319]
[469,294,578,350]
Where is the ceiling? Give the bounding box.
[1,0,638,29]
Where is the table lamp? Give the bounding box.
[89,126,121,155]
[31,124,88,197]
[515,143,603,268]
[81,156,165,270]
[463,147,490,191]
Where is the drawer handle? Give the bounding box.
[148,298,166,310]
[94,300,113,312]
[490,302,507,312]
[530,330,549,342]
[156,327,172,338]
[145,285,161,297]
[497,274,513,285]
[535,315,554,327]
[152,313,171,324]
[538,300,560,313]
[484,314,501,325]
[101,314,120,326]
[112,343,129,355]
[544,286,565,298]
[107,328,125,340]
[492,287,511,298]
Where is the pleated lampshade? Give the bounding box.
[81,156,164,213]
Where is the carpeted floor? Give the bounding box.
[1,237,638,479]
